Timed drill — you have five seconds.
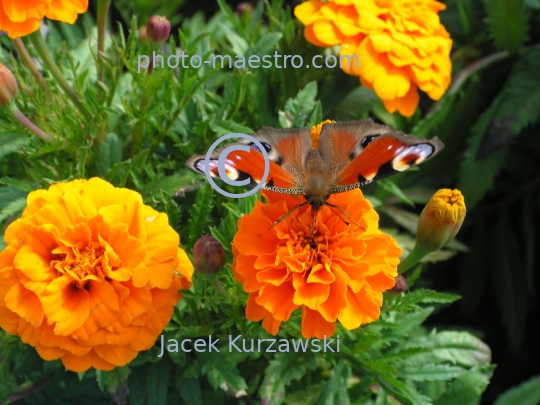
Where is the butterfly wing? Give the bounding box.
[186,127,312,194]
[317,119,444,193]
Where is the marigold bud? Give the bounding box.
[146,15,171,43]
[0,63,18,108]
[193,235,226,275]
[389,274,407,294]
[417,189,466,251]
[237,3,254,15]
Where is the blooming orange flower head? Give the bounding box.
[295,0,452,117]
[0,178,193,371]
[232,182,402,338]
[0,0,88,38]
[417,188,466,251]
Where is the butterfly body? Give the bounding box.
[186,119,444,228]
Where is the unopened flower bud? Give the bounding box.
[0,63,18,108]
[389,274,407,294]
[237,3,253,15]
[417,189,466,251]
[193,235,226,275]
[146,15,171,43]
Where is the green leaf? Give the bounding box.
[176,377,204,405]
[260,352,317,405]
[494,374,540,405]
[378,179,414,206]
[396,331,491,369]
[458,48,540,207]
[247,32,283,59]
[96,133,122,177]
[197,351,247,393]
[399,364,468,382]
[209,120,254,136]
[0,177,36,192]
[434,367,494,405]
[279,81,318,128]
[317,360,351,405]
[143,174,197,198]
[0,133,28,161]
[188,182,214,245]
[147,361,171,405]
[484,0,529,53]
[0,198,26,223]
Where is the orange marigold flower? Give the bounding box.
[294,0,452,117]
[0,0,88,38]
[232,189,402,339]
[0,178,193,372]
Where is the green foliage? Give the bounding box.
[1,0,540,403]
[484,0,529,53]
[494,374,540,405]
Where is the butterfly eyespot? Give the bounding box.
[361,135,380,149]
[250,142,272,153]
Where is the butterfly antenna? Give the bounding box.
[326,202,366,232]
[268,200,310,230]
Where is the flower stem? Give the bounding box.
[28,31,92,123]
[11,38,49,93]
[97,0,112,101]
[398,243,431,275]
[8,104,55,143]
[206,274,230,298]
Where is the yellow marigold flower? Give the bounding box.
[0,0,88,38]
[0,178,193,372]
[417,189,466,251]
[294,0,452,117]
[232,188,402,339]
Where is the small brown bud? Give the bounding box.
[389,274,407,294]
[0,63,18,108]
[146,15,171,43]
[193,235,226,275]
[236,3,253,15]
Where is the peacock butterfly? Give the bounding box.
[186,119,444,231]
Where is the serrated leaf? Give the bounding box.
[494,374,540,405]
[484,0,529,53]
[397,331,491,369]
[188,182,214,245]
[176,377,204,405]
[147,361,170,405]
[143,174,196,198]
[96,132,122,177]
[399,364,468,382]
[209,120,254,136]
[0,177,35,192]
[247,33,283,59]
[261,352,317,405]
[0,198,26,223]
[458,48,540,207]
[279,81,318,128]
[434,367,494,405]
[197,351,247,393]
[317,360,351,405]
